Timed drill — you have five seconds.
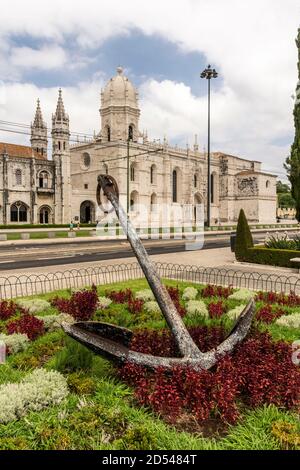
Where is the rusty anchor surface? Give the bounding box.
[63,175,255,371]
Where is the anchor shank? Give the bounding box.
[99,175,202,358]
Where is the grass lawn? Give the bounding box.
[5,230,92,241]
[0,279,299,450]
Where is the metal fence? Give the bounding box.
[0,262,300,299]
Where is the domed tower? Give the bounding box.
[100,67,140,142]
[31,99,48,157]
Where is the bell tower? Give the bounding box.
[52,89,71,224]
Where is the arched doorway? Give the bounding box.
[150,193,157,212]
[39,206,52,224]
[194,193,203,223]
[130,191,139,212]
[80,201,95,223]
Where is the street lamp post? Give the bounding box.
[127,138,130,215]
[201,65,218,228]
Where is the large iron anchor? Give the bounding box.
[63,175,255,370]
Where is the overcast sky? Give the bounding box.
[0,0,299,179]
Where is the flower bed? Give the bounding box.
[0,279,299,450]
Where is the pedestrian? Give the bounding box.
[77,221,80,231]
[69,220,74,232]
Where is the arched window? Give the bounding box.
[103,163,108,175]
[150,165,157,185]
[172,170,178,203]
[63,142,66,151]
[194,174,197,188]
[107,126,111,142]
[128,125,134,141]
[266,180,270,189]
[58,141,61,151]
[39,171,49,189]
[15,169,22,186]
[130,164,135,182]
[11,202,28,223]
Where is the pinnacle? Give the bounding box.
[54,88,68,121]
[33,98,46,129]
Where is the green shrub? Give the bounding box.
[67,372,96,395]
[264,234,296,250]
[115,424,159,450]
[51,336,94,373]
[235,209,254,261]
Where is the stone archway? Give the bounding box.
[80,201,95,224]
[194,193,203,224]
[39,206,53,224]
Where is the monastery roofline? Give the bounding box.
[0,142,46,160]
[212,152,261,164]
[236,169,277,178]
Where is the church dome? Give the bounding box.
[101,67,139,108]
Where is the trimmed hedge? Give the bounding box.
[243,246,300,268]
[235,209,300,268]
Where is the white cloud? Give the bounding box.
[0,79,103,147]
[11,45,67,70]
[0,0,299,178]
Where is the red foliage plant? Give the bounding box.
[51,285,98,321]
[0,300,18,321]
[256,304,285,324]
[106,288,133,304]
[208,301,227,319]
[255,291,300,307]
[166,286,186,318]
[128,298,144,315]
[201,284,233,299]
[7,313,45,341]
[119,329,300,425]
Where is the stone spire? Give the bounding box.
[53,88,68,122]
[33,99,45,127]
[31,99,48,157]
[52,89,70,153]
[194,134,199,152]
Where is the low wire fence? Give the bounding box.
[0,262,300,299]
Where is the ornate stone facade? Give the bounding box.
[0,68,277,225]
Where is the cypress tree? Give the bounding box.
[286,28,300,222]
[235,209,254,261]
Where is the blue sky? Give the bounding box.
[0,0,299,180]
[10,30,217,95]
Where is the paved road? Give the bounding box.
[0,232,268,271]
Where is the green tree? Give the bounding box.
[276,180,295,208]
[285,27,300,221]
[276,180,291,194]
[235,209,253,262]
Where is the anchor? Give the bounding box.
[63,175,255,370]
